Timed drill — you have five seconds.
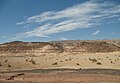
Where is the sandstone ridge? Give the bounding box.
[0,40,120,55]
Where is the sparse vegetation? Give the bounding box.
[29,59,36,65]
[69,58,72,61]
[106,57,109,58]
[114,59,117,62]
[0,62,2,66]
[26,59,28,62]
[65,58,72,61]
[89,58,102,65]
[32,61,36,65]
[65,59,68,61]
[52,62,58,65]
[77,63,79,65]
[97,58,102,60]
[89,58,97,63]
[117,58,119,60]
[111,61,113,63]
[8,64,11,67]
[109,59,112,60]
[4,60,8,62]
[60,61,63,62]
[96,62,102,65]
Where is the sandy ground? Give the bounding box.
[0,52,120,71]
[0,52,120,83]
[0,69,120,83]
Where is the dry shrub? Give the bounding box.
[8,64,11,67]
[52,62,58,65]
[97,62,102,65]
[76,63,80,66]
[29,59,36,65]
[4,60,8,62]
[89,58,97,63]
[0,62,2,66]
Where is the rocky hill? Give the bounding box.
[0,40,120,56]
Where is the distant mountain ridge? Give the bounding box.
[0,40,120,56]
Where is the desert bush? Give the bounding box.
[109,59,112,60]
[65,59,68,61]
[32,61,36,65]
[8,64,11,67]
[4,60,8,62]
[60,61,63,62]
[96,62,102,65]
[106,57,109,58]
[76,63,80,66]
[69,58,72,61]
[65,58,72,61]
[26,59,28,62]
[29,59,36,65]
[97,58,102,60]
[111,61,113,63]
[89,58,97,63]
[0,62,2,66]
[114,59,117,62]
[52,62,58,65]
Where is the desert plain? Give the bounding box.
[0,40,120,83]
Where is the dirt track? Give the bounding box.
[0,69,120,83]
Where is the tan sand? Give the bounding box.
[0,70,120,83]
[0,52,120,71]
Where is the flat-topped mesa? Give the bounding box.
[0,40,120,56]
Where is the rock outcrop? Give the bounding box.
[0,40,120,56]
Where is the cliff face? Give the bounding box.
[0,40,120,56]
